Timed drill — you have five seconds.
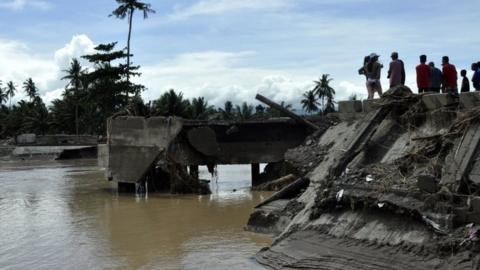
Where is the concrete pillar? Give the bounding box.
[251,163,261,186]
[189,165,199,180]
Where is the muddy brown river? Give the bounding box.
[0,159,272,270]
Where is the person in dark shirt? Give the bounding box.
[442,56,458,94]
[472,63,480,91]
[416,55,430,93]
[429,62,442,93]
[461,69,470,92]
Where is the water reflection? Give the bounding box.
[0,161,271,270]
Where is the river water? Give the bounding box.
[0,160,272,270]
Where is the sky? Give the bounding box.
[0,0,479,109]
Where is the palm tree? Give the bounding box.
[5,81,17,108]
[235,102,254,120]
[23,78,38,101]
[110,0,155,98]
[0,81,7,105]
[301,90,319,114]
[191,97,214,120]
[313,74,335,115]
[219,101,235,120]
[153,89,191,118]
[62,58,86,135]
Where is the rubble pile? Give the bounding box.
[249,87,480,269]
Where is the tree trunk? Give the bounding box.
[126,8,134,105]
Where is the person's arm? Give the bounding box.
[387,62,392,79]
[401,60,406,84]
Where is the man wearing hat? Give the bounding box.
[365,53,383,99]
[387,52,405,88]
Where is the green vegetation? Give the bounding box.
[301,74,337,115]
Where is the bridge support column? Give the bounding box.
[251,163,261,186]
[189,165,199,180]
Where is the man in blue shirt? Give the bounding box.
[472,62,480,91]
[429,62,442,93]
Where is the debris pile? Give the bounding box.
[251,87,480,269]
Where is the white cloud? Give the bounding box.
[138,51,319,109]
[0,35,95,103]
[0,0,52,11]
[171,0,291,20]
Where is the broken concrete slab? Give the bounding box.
[338,100,363,113]
[459,92,480,109]
[187,127,220,156]
[421,93,457,110]
[441,123,480,191]
[362,99,381,113]
[471,197,480,212]
[417,174,438,193]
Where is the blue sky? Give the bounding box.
[0,0,479,108]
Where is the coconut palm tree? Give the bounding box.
[62,58,86,135]
[0,81,6,105]
[5,81,17,108]
[110,0,155,97]
[219,101,235,120]
[191,97,215,120]
[313,74,335,115]
[153,89,191,118]
[235,102,254,120]
[301,90,319,114]
[23,78,38,101]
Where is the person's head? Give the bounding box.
[391,52,398,60]
[364,56,370,65]
[429,62,435,68]
[461,69,467,77]
[419,55,427,64]
[442,56,449,65]
[369,53,379,62]
[472,63,478,71]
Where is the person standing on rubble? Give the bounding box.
[472,63,480,91]
[416,55,431,93]
[461,69,470,92]
[429,62,442,93]
[441,56,458,94]
[387,52,405,88]
[365,53,383,99]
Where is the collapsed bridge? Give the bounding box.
[101,116,317,190]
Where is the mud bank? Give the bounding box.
[249,88,480,269]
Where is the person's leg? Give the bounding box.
[367,82,373,100]
[376,81,383,98]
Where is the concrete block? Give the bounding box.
[471,197,480,212]
[467,212,480,224]
[421,93,456,111]
[454,206,469,224]
[417,174,438,193]
[338,100,363,114]
[362,99,381,113]
[460,92,480,109]
[16,133,36,145]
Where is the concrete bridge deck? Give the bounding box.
[104,117,316,185]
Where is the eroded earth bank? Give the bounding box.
[248,87,480,269]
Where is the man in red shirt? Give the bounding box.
[416,55,430,93]
[442,56,458,94]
